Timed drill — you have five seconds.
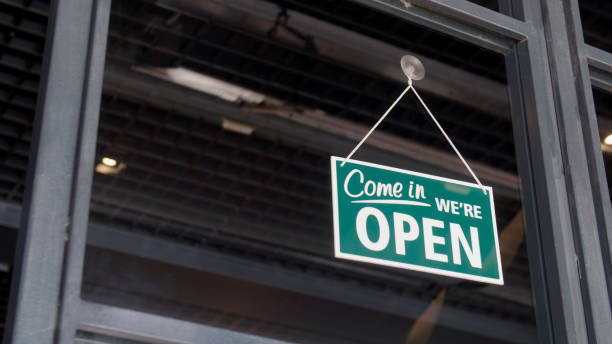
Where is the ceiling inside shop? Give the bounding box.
[0,0,611,342]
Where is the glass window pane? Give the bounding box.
[83,0,537,342]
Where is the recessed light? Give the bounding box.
[221,118,256,135]
[604,134,612,146]
[101,157,118,167]
[96,158,126,175]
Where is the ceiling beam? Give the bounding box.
[104,62,521,199]
[158,0,511,118]
[86,223,536,343]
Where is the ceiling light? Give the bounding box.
[604,134,612,146]
[101,157,118,167]
[95,158,126,175]
[221,118,256,135]
[134,66,266,104]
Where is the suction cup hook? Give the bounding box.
[400,55,425,81]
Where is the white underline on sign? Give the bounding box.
[351,200,431,207]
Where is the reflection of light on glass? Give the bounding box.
[101,157,117,167]
[443,183,471,195]
[604,134,612,146]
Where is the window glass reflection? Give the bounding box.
[83,1,537,343]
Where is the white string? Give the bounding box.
[341,82,412,167]
[341,77,487,195]
[410,85,486,194]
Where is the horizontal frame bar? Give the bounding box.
[587,45,612,92]
[350,0,530,53]
[410,0,528,39]
[586,45,612,75]
[590,67,612,94]
[78,301,289,344]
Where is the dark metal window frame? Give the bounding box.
[3,0,612,343]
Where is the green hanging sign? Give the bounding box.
[331,156,503,285]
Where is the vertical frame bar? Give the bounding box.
[500,3,558,342]
[2,0,107,343]
[56,0,111,342]
[514,0,612,342]
[504,42,556,344]
[569,1,612,300]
